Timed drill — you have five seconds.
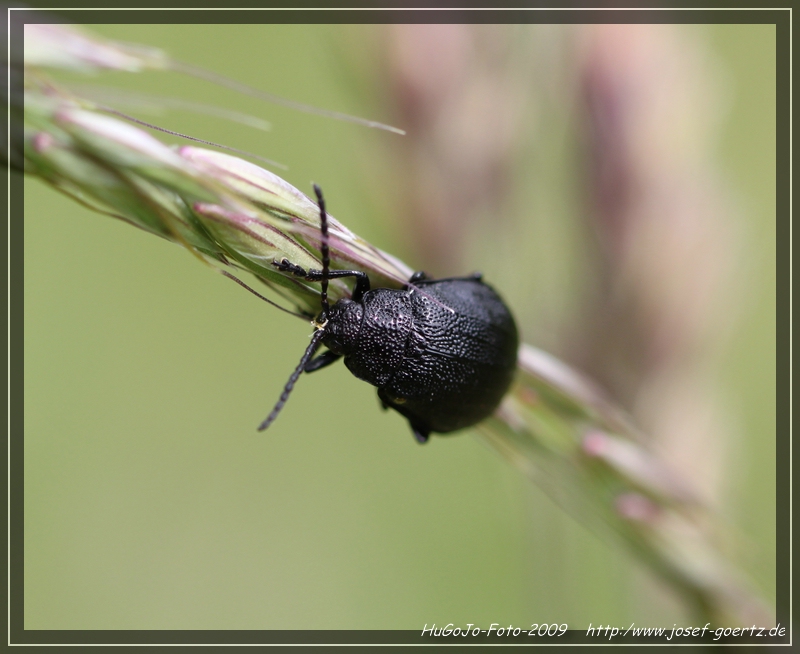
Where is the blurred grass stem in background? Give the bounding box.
[18,22,776,628]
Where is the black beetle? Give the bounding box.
[234,184,518,444]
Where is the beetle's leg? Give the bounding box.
[408,271,486,286]
[376,389,390,411]
[303,269,371,303]
[410,423,430,444]
[273,260,371,302]
[304,349,342,373]
[273,260,369,299]
[273,259,308,276]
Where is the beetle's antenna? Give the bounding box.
[258,329,326,431]
[219,270,310,320]
[313,183,331,319]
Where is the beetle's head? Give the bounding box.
[320,298,363,355]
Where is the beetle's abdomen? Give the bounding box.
[382,278,518,433]
[341,291,414,387]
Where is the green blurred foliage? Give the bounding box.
[23,23,775,629]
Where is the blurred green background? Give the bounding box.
[24,24,775,629]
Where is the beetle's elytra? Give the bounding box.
[254,185,519,444]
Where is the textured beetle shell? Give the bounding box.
[324,277,519,435]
